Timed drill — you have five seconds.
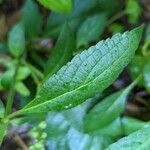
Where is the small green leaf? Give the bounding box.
[105,125,150,150]
[15,82,30,96]
[125,0,141,24]
[16,66,31,81]
[22,0,42,39]
[17,26,142,114]
[44,23,75,78]
[8,23,25,58]
[77,13,107,47]
[143,61,150,93]
[129,55,147,86]
[37,0,72,12]
[1,70,14,88]
[84,81,136,132]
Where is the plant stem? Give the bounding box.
[106,11,126,26]
[5,59,20,116]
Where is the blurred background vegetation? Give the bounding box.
[0,0,150,149]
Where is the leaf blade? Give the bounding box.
[84,81,136,132]
[105,125,150,150]
[37,0,72,12]
[19,26,142,114]
[44,23,76,78]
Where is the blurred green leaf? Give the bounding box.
[0,119,8,145]
[37,0,72,12]
[105,125,150,150]
[45,0,98,36]
[1,70,14,88]
[8,23,25,58]
[15,82,30,96]
[22,0,42,39]
[44,23,75,78]
[18,26,142,114]
[84,81,136,132]
[125,0,141,24]
[143,61,150,93]
[129,55,146,86]
[77,13,107,47]
[145,23,150,42]
[67,128,112,150]
[109,23,124,34]
[0,100,4,118]
[96,117,149,139]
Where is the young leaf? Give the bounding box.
[77,13,107,47]
[84,80,136,132]
[125,0,141,24]
[22,0,42,39]
[37,0,72,12]
[15,82,30,97]
[44,23,75,78]
[17,26,142,115]
[105,125,150,150]
[8,23,25,58]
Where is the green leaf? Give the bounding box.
[96,117,149,139]
[143,61,150,93]
[18,26,142,114]
[0,100,4,118]
[37,0,72,12]
[15,82,30,97]
[22,0,42,39]
[0,119,8,145]
[125,0,141,24]
[45,0,98,36]
[67,128,112,150]
[44,23,75,78]
[77,13,107,47]
[129,55,146,86]
[8,23,25,58]
[84,81,136,132]
[105,125,150,150]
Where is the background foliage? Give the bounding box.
[0,0,150,149]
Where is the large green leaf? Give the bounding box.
[77,13,107,47]
[8,23,25,58]
[37,0,72,12]
[105,125,150,150]
[44,23,75,78]
[22,0,42,39]
[84,81,137,132]
[16,26,142,115]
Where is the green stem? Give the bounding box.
[106,11,126,26]
[5,59,20,116]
